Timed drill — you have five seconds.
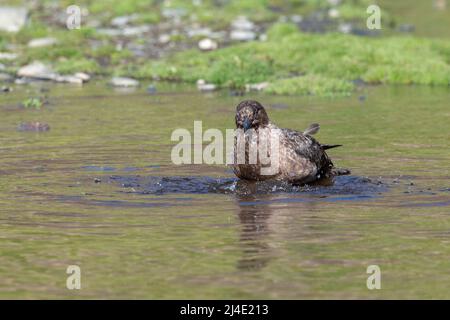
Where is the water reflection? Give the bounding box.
[235,187,273,271]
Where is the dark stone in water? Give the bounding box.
[147,84,157,95]
[17,122,50,132]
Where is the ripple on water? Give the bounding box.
[108,175,387,199]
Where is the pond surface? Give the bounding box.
[0,82,449,299]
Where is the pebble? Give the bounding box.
[17,61,56,80]
[338,23,353,34]
[246,82,269,92]
[0,6,28,33]
[187,27,212,38]
[230,30,256,41]
[122,25,151,37]
[198,38,218,51]
[74,72,91,82]
[231,16,255,31]
[55,75,83,84]
[1,86,12,92]
[291,15,303,23]
[158,34,171,44]
[110,76,140,87]
[111,14,139,27]
[0,52,18,60]
[196,79,217,92]
[27,37,57,48]
[328,8,340,18]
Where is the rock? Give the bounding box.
[0,52,18,60]
[97,28,122,37]
[259,34,268,41]
[338,23,353,34]
[158,34,171,44]
[198,38,218,51]
[1,86,12,92]
[434,0,447,10]
[122,25,150,36]
[55,75,83,84]
[187,27,212,38]
[246,82,269,92]
[162,8,187,20]
[0,73,13,82]
[230,30,256,41]
[74,72,90,82]
[17,61,57,80]
[231,16,255,31]
[291,15,303,23]
[0,6,28,33]
[110,77,140,87]
[0,63,4,71]
[111,14,139,27]
[398,24,415,33]
[328,8,340,18]
[196,79,217,92]
[17,122,50,132]
[28,37,57,48]
[147,84,157,94]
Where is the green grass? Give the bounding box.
[132,23,450,96]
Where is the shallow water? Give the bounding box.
[0,81,449,299]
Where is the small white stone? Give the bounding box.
[338,23,352,34]
[231,16,254,31]
[198,38,218,51]
[55,75,83,84]
[291,15,303,23]
[246,82,269,92]
[158,34,171,44]
[111,14,138,27]
[328,8,340,19]
[0,6,28,33]
[27,37,57,48]
[110,76,140,87]
[0,52,18,60]
[230,30,256,41]
[17,61,56,80]
[74,72,90,82]
[196,79,217,92]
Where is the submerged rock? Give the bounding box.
[17,122,50,132]
[196,79,217,92]
[27,37,58,48]
[147,84,157,94]
[0,6,28,33]
[110,76,140,87]
[246,82,269,92]
[17,61,57,80]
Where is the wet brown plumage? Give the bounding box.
[232,100,349,184]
